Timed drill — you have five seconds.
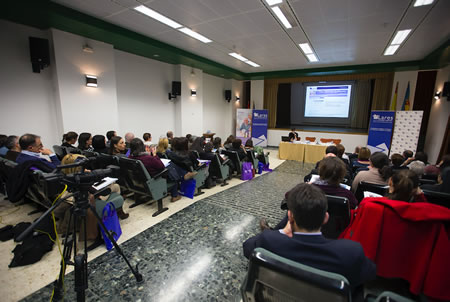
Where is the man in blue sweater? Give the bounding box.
[15,133,60,169]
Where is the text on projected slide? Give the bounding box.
[304,85,352,118]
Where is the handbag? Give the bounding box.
[257,162,264,174]
[241,162,253,180]
[100,202,122,250]
[180,178,196,199]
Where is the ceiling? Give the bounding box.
[47,0,450,74]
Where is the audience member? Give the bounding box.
[156,137,170,158]
[167,131,174,144]
[124,132,135,148]
[167,137,198,179]
[243,183,376,290]
[77,132,93,151]
[92,135,108,154]
[129,138,181,202]
[143,133,152,146]
[61,131,78,148]
[224,135,235,149]
[438,154,450,170]
[244,139,253,150]
[402,150,413,161]
[212,137,223,151]
[414,152,428,165]
[5,135,20,161]
[311,157,358,208]
[336,143,349,161]
[352,152,392,193]
[229,139,247,161]
[0,134,8,156]
[16,133,60,169]
[106,130,116,147]
[288,128,299,142]
[390,153,407,172]
[386,169,426,203]
[109,136,127,156]
[409,160,425,179]
[421,166,450,194]
[352,147,371,168]
[190,137,205,155]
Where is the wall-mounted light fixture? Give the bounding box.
[236,96,240,102]
[434,91,441,100]
[86,75,97,87]
[191,89,197,96]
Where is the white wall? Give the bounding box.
[0,20,60,147]
[115,50,176,140]
[52,29,119,137]
[203,73,233,139]
[268,129,368,153]
[424,65,450,164]
[232,79,244,136]
[390,71,418,110]
[178,65,203,136]
[251,80,264,109]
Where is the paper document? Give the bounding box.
[92,177,118,191]
[160,158,171,167]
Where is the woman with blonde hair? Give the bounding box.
[156,137,170,158]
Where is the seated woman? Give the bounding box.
[228,138,248,161]
[61,131,78,148]
[311,157,358,208]
[212,137,223,152]
[77,132,94,151]
[421,166,450,194]
[352,152,392,193]
[167,137,198,179]
[223,135,235,149]
[129,138,181,202]
[190,136,205,157]
[387,169,427,203]
[92,135,109,154]
[351,147,371,169]
[109,136,127,156]
[156,137,170,158]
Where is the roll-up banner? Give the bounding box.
[367,111,395,154]
[236,109,253,144]
[251,110,268,147]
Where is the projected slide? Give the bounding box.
[304,85,352,118]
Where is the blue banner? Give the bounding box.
[251,110,268,147]
[367,111,395,154]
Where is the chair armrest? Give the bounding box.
[222,159,230,165]
[153,168,168,179]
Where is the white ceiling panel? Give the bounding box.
[105,9,171,37]
[53,0,127,18]
[168,0,221,23]
[146,0,203,27]
[112,0,141,9]
[319,0,349,23]
[227,0,265,13]
[198,0,241,18]
[290,0,325,26]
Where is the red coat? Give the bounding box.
[340,197,450,301]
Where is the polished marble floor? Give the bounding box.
[20,160,313,302]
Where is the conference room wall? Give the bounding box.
[114,49,177,140]
[424,65,450,164]
[0,20,61,147]
[267,129,368,153]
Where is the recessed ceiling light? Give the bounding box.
[306,54,319,62]
[245,60,260,67]
[178,27,212,43]
[265,0,283,6]
[413,0,434,7]
[271,6,292,29]
[384,45,400,56]
[134,5,182,29]
[391,29,412,45]
[229,52,248,62]
[299,43,313,54]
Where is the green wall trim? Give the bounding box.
[1,0,448,81]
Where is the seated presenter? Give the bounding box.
[288,128,299,142]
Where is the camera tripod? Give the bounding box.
[18,180,143,302]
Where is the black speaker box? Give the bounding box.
[29,37,50,73]
[172,81,181,96]
[442,81,450,100]
[225,90,231,101]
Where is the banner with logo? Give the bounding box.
[251,110,268,147]
[367,111,395,154]
[236,109,253,144]
[390,111,423,155]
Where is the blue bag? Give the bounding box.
[241,162,253,180]
[100,202,122,250]
[180,178,196,199]
[257,162,264,174]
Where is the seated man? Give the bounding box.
[15,133,60,169]
[243,183,376,290]
[5,135,21,162]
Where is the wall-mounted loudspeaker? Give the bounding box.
[225,90,231,102]
[443,81,450,101]
[29,37,50,73]
[169,81,182,100]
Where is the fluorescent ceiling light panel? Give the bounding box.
[178,27,212,43]
[413,0,434,7]
[306,53,318,62]
[245,60,260,67]
[384,45,400,56]
[265,0,283,6]
[271,6,292,29]
[391,29,412,45]
[134,5,182,29]
[229,52,248,62]
[299,43,313,54]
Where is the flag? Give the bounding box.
[401,82,410,111]
[390,82,398,110]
